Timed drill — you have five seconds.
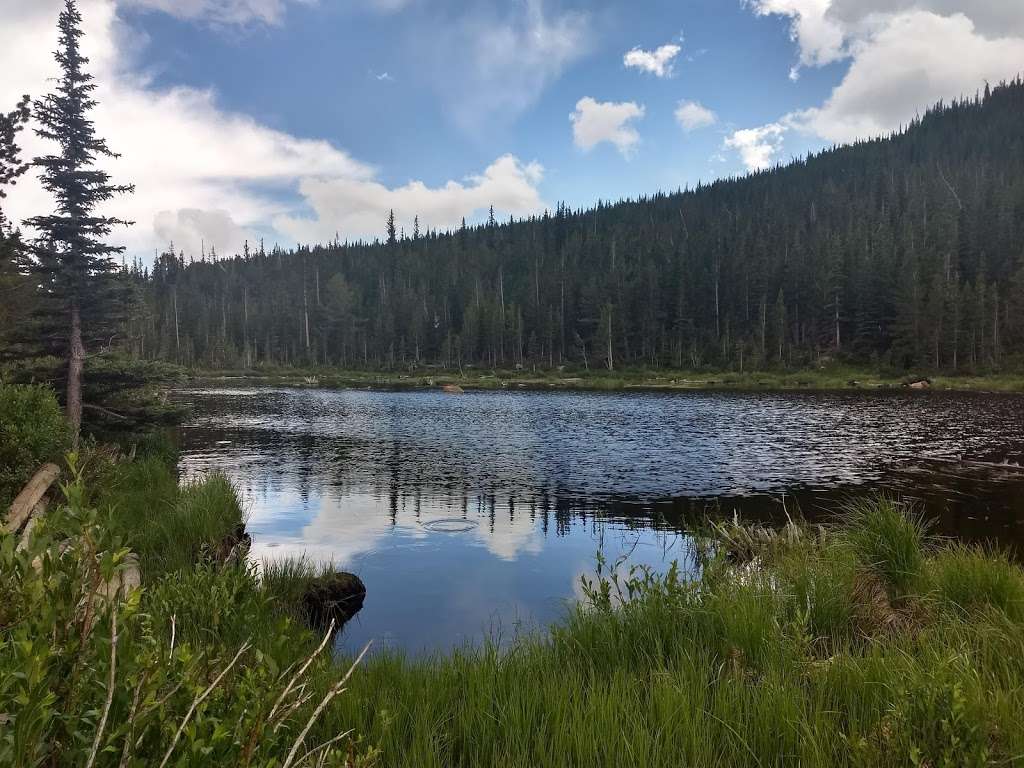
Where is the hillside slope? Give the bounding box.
[132,79,1024,373]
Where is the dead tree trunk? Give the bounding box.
[67,300,85,446]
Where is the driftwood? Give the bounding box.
[4,463,61,535]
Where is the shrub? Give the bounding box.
[0,382,68,507]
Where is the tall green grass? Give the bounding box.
[841,496,930,599]
[95,450,244,579]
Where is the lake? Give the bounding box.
[175,387,1024,654]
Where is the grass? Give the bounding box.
[185,361,1024,395]
[5,433,1024,765]
[86,443,245,579]
[311,507,1024,767]
[840,496,930,600]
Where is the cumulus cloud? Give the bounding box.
[623,43,682,77]
[1,0,547,257]
[674,100,717,131]
[732,1,1024,168]
[275,155,546,244]
[426,0,591,134]
[746,0,847,69]
[826,0,1024,40]
[795,11,1024,143]
[724,123,787,171]
[570,97,645,157]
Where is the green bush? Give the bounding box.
[0,382,68,507]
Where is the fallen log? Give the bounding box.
[4,463,61,535]
[16,501,46,552]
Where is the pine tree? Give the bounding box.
[26,0,133,443]
[386,209,397,245]
[0,96,33,354]
[0,95,31,232]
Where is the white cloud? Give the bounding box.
[746,0,847,69]
[674,100,717,131]
[733,1,1024,167]
[724,123,786,171]
[569,97,645,157]
[827,0,1024,40]
[426,0,591,134]
[121,0,314,26]
[275,155,546,245]
[623,43,682,77]
[1,0,547,257]
[794,11,1024,143]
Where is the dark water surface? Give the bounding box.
[175,387,1024,654]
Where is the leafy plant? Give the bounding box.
[0,382,68,507]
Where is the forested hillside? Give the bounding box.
[128,80,1024,373]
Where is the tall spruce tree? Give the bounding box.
[386,209,397,245]
[0,95,31,231]
[0,96,33,354]
[27,0,133,443]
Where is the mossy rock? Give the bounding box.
[302,571,366,629]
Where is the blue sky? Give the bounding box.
[126,0,838,204]
[3,0,1022,257]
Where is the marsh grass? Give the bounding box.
[840,496,930,600]
[926,543,1024,621]
[94,451,245,578]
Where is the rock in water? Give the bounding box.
[302,571,367,628]
[442,384,465,394]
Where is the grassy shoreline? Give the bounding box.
[7,447,1024,766]
[5,384,1024,765]
[181,363,1024,394]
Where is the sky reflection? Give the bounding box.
[176,387,1024,653]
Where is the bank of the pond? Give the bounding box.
[182,363,1024,395]
[5,384,1024,766]
[8,458,1024,765]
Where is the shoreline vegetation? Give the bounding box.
[4,383,1024,765]
[182,363,1024,395]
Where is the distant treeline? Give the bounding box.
[124,80,1024,372]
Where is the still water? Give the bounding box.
[175,387,1024,654]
